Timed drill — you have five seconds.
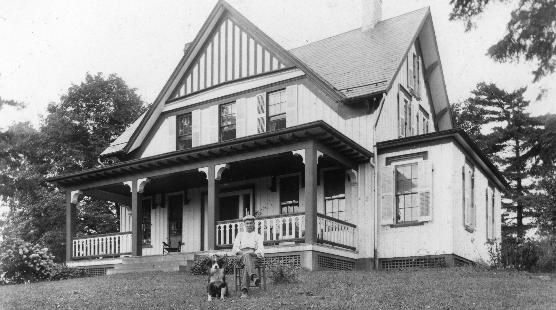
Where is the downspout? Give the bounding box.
[372,93,386,270]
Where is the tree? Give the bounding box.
[0,97,25,110]
[452,82,544,237]
[1,73,146,261]
[449,0,556,81]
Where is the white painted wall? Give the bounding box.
[141,115,176,158]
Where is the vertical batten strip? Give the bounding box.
[231,22,236,80]
[224,19,228,82]
[234,25,240,79]
[239,28,243,78]
[261,48,266,73]
[206,42,212,88]
[220,22,226,83]
[246,35,251,76]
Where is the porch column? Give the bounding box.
[65,190,81,262]
[207,165,220,250]
[130,178,149,256]
[304,144,318,244]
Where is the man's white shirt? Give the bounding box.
[231,230,265,257]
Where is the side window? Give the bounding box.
[395,163,419,223]
[177,113,192,150]
[398,91,411,138]
[267,89,287,132]
[279,175,302,214]
[462,161,476,231]
[142,198,152,245]
[220,102,236,141]
[324,169,346,220]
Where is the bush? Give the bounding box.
[497,236,556,272]
[0,238,57,284]
[49,265,88,281]
[268,264,300,284]
[190,255,238,275]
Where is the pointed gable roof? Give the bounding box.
[290,7,430,99]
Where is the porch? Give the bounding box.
[49,121,372,270]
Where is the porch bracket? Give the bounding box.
[292,149,305,164]
[346,169,358,185]
[137,178,150,193]
[123,180,133,191]
[215,164,229,180]
[198,167,209,178]
[70,190,82,204]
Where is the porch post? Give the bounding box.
[207,165,220,250]
[131,179,143,256]
[304,144,318,244]
[65,190,80,262]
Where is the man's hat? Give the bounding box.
[242,215,255,222]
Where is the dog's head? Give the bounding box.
[207,254,226,271]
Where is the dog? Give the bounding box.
[206,255,228,301]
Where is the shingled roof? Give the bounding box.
[290,7,429,99]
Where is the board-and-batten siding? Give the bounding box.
[142,201,168,256]
[170,17,287,100]
[375,42,435,143]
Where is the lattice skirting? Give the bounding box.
[380,255,473,270]
[317,255,355,271]
[79,266,114,276]
[263,255,301,268]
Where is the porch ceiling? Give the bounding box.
[47,121,372,188]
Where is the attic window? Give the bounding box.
[220,102,236,141]
[177,113,192,150]
[267,89,287,132]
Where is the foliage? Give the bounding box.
[268,263,300,284]
[0,238,56,284]
[496,236,556,272]
[49,265,88,281]
[451,82,546,237]
[190,255,238,275]
[0,73,146,262]
[0,97,25,110]
[449,0,556,81]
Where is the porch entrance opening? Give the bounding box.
[168,193,183,248]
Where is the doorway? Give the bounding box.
[167,192,183,249]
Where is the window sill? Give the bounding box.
[389,221,425,228]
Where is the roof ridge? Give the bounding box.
[289,6,430,52]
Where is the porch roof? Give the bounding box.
[47,121,372,187]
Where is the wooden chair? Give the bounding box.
[233,257,267,291]
[162,241,182,254]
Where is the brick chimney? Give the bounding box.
[361,0,382,31]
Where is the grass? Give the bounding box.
[0,267,554,309]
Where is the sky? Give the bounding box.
[0,0,555,131]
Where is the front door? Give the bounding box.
[168,193,183,248]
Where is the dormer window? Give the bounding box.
[177,113,192,150]
[220,102,236,141]
[267,89,286,132]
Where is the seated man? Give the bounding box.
[231,215,264,298]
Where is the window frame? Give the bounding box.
[462,161,476,232]
[142,196,153,246]
[278,173,302,215]
[219,101,236,142]
[266,88,287,132]
[176,112,193,150]
[322,168,346,221]
[394,162,420,224]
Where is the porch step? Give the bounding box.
[107,253,195,275]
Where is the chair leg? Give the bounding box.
[262,267,266,290]
[234,266,238,292]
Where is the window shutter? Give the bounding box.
[235,98,246,138]
[485,188,491,240]
[471,170,476,229]
[398,94,405,138]
[418,161,432,222]
[380,166,395,225]
[286,85,297,127]
[256,93,266,133]
[192,109,201,147]
[462,165,469,227]
[208,105,219,143]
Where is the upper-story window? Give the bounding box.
[267,89,287,132]
[177,113,192,150]
[220,102,236,141]
[399,91,412,138]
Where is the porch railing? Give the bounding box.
[72,232,132,259]
[216,213,357,250]
[317,214,356,250]
[216,213,306,247]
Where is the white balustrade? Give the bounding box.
[317,214,356,249]
[216,214,305,246]
[72,232,132,258]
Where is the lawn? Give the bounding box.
[0,268,554,309]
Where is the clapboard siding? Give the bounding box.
[170,17,287,100]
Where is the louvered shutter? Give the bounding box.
[286,85,298,127]
[398,94,405,138]
[381,166,395,225]
[418,161,432,222]
[235,98,246,138]
[192,109,201,147]
[256,93,266,133]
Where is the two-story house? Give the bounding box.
[48,0,507,274]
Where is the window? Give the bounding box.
[486,186,496,240]
[395,163,419,223]
[279,175,302,214]
[219,102,236,141]
[267,89,287,132]
[142,198,152,245]
[398,92,412,138]
[418,106,430,135]
[324,169,346,220]
[413,53,420,96]
[462,162,476,231]
[177,113,192,150]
